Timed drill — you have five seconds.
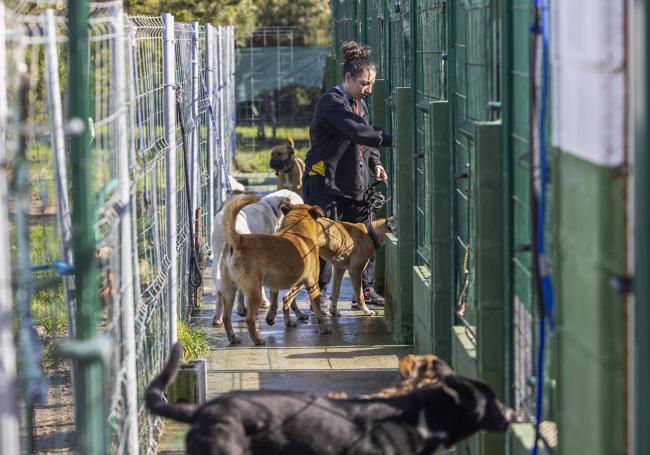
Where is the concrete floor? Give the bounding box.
[158,178,413,453]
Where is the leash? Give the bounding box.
[364,179,390,215]
[176,88,203,291]
[530,1,555,453]
[364,221,381,250]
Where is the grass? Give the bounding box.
[237,125,310,142]
[29,224,68,371]
[234,125,310,173]
[177,320,210,361]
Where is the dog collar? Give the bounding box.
[282,156,295,174]
[365,221,381,250]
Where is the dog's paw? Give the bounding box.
[295,311,309,321]
[319,325,333,335]
[364,309,376,317]
[254,338,266,346]
[285,319,297,328]
[212,317,223,327]
[229,336,242,345]
[260,300,271,309]
[265,316,276,326]
[236,308,247,317]
[329,308,341,317]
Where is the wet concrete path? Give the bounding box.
[158,174,413,453]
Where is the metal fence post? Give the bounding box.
[191,22,200,218]
[44,8,76,339]
[114,6,139,454]
[163,13,178,346]
[216,27,225,203]
[229,27,236,171]
[205,24,215,246]
[68,0,108,451]
[0,4,21,453]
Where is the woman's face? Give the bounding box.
[344,68,377,101]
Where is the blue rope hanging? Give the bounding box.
[531,0,555,453]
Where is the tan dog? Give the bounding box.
[220,195,330,345]
[287,217,394,319]
[327,354,449,400]
[269,137,305,197]
[277,217,394,320]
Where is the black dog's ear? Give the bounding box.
[279,201,293,215]
[432,357,454,379]
[287,137,295,154]
[309,205,325,219]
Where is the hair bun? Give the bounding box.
[342,41,370,62]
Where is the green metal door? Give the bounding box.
[502,0,535,418]
[502,0,557,429]
[449,0,497,334]
[414,0,447,269]
[386,0,411,217]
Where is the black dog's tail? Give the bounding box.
[145,342,198,424]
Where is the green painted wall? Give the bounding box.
[556,152,626,455]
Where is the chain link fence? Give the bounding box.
[0,1,235,453]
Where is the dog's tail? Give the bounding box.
[222,194,259,248]
[145,342,198,424]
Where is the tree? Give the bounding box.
[255,0,331,46]
[123,0,260,45]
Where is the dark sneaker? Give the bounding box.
[352,288,385,308]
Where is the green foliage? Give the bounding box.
[124,0,259,46]
[256,0,331,46]
[177,320,209,361]
[124,0,331,47]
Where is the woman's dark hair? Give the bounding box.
[342,41,377,78]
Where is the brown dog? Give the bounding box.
[220,195,330,345]
[269,137,305,197]
[277,217,394,319]
[327,354,451,400]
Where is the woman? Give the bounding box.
[303,41,392,308]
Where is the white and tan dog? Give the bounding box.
[211,189,303,326]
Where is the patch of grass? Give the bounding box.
[235,146,308,174]
[177,320,209,361]
[236,125,310,142]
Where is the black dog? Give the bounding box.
[146,343,515,455]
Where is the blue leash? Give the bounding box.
[532,0,555,453]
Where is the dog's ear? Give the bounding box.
[287,137,295,153]
[279,201,293,215]
[432,357,454,379]
[308,205,325,219]
[399,355,414,379]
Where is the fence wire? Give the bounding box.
[1,3,235,453]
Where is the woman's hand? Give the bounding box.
[374,165,388,181]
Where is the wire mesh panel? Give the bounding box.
[414,0,447,269]
[449,0,496,337]
[366,0,385,78]
[2,4,73,452]
[127,15,172,452]
[1,4,234,452]
[236,26,329,157]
